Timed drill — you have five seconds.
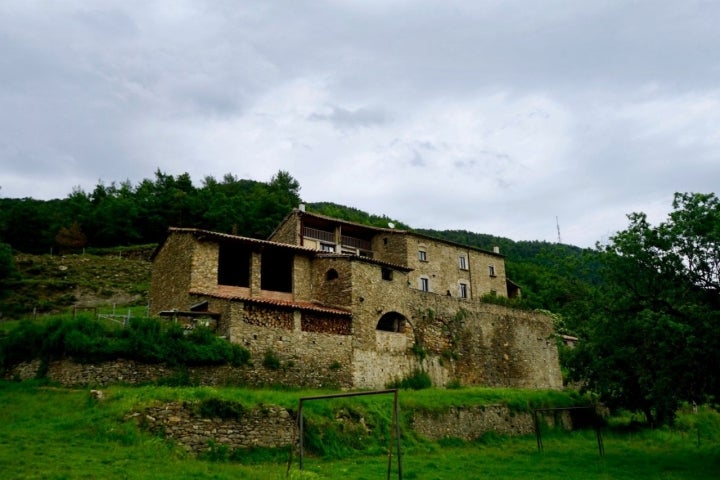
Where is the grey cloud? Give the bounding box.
[309,106,389,129]
[1,1,720,248]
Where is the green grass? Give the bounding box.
[1,381,718,479]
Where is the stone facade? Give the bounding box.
[149,210,563,390]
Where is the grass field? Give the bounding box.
[1,381,718,479]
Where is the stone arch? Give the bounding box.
[376,311,408,333]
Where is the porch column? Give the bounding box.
[250,251,262,296]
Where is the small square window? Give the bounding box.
[420,277,429,292]
[382,268,393,281]
[459,283,468,298]
[418,250,427,261]
[321,243,335,252]
[459,256,467,270]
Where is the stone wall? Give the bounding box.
[267,212,300,245]
[150,232,197,313]
[136,402,295,453]
[409,294,563,390]
[411,404,572,441]
[338,256,562,390]
[4,356,350,389]
[133,400,572,455]
[311,257,354,308]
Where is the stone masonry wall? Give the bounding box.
[137,402,295,453]
[411,404,572,441]
[267,212,300,245]
[150,232,196,313]
[409,293,562,389]
[311,257,353,308]
[5,356,349,389]
[340,256,561,390]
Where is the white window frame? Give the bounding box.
[488,264,496,277]
[459,282,468,299]
[459,255,467,270]
[420,277,429,292]
[418,250,427,262]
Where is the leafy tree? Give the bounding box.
[567,193,720,425]
[308,201,410,230]
[0,241,15,289]
[55,221,88,252]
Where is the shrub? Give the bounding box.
[387,369,432,390]
[197,398,246,420]
[0,314,250,371]
[262,349,281,370]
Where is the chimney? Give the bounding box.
[299,203,306,212]
[493,245,500,254]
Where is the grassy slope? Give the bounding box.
[1,381,719,480]
[1,247,152,319]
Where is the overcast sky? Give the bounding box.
[1,1,719,248]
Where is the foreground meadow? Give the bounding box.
[0,381,718,479]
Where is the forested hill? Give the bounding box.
[0,170,598,317]
[0,170,301,253]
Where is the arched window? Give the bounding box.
[376,312,406,333]
[326,268,339,281]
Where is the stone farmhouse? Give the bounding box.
[149,207,562,390]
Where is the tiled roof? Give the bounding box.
[169,227,318,253]
[189,287,352,317]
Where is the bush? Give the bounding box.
[387,369,432,390]
[0,314,251,372]
[196,398,246,420]
[262,350,281,370]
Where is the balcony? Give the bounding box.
[303,226,373,255]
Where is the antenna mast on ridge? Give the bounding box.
[556,216,562,244]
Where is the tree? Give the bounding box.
[55,221,88,252]
[567,193,720,425]
[0,242,15,284]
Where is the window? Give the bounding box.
[381,267,393,281]
[418,250,427,261]
[459,255,467,270]
[326,269,339,281]
[488,265,496,277]
[420,277,429,292]
[321,243,335,252]
[459,283,468,298]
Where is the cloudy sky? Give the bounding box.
[1,1,719,248]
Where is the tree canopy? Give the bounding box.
[566,192,720,425]
[0,170,302,253]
